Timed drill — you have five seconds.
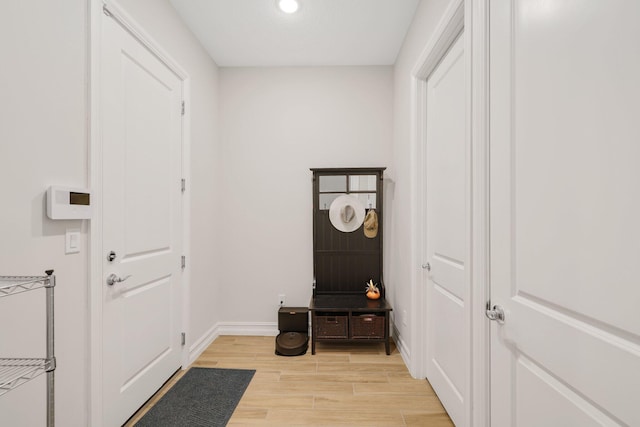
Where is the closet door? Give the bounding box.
[424,33,470,427]
[100,13,184,426]
[489,1,640,425]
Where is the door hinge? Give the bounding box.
[181,101,185,116]
[181,332,186,346]
[181,255,186,270]
[181,178,186,193]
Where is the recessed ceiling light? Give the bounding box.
[277,0,299,14]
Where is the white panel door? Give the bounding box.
[489,1,640,425]
[425,33,468,426]
[101,15,183,426]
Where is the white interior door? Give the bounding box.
[101,15,183,426]
[424,33,469,426]
[489,1,640,425]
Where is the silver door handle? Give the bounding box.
[485,304,505,323]
[107,273,132,286]
[422,262,431,271]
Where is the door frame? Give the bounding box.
[88,1,191,425]
[409,0,490,425]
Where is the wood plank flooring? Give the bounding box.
[126,336,454,426]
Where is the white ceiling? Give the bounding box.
[168,0,420,67]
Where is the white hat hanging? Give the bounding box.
[329,194,365,233]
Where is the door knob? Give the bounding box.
[485,304,505,323]
[107,273,132,286]
[422,262,431,271]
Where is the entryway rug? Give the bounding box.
[135,367,255,427]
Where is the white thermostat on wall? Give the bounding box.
[47,186,92,220]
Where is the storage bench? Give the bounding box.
[309,294,392,354]
[309,168,392,355]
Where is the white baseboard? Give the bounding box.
[215,321,279,337]
[187,323,220,366]
[187,321,279,365]
[393,324,415,377]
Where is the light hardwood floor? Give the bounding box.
[126,335,454,426]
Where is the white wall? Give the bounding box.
[0,1,89,425]
[0,1,220,425]
[388,0,452,363]
[218,66,393,325]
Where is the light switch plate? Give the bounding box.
[65,230,81,254]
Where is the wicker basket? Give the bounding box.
[350,314,384,339]
[315,314,348,338]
